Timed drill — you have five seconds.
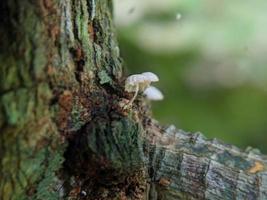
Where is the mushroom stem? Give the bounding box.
[125,84,139,109]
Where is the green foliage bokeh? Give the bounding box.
[115,0,267,152]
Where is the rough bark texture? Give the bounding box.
[144,121,267,199]
[0,0,267,200]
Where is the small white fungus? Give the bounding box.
[125,74,146,92]
[141,72,159,82]
[124,72,160,107]
[125,72,159,92]
[144,86,164,101]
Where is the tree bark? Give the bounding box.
[144,121,267,199]
[0,0,267,200]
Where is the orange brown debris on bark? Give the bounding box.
[88,22,95,41]
[248,161,265,174]
[158,178,171,187]
[58,90,73,131]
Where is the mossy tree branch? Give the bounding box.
[0,0,267,200]
[144,121,267,199]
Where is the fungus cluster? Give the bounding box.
[124,72,163,108]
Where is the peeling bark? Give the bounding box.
[0,0,267,200]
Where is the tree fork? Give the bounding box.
[0,0,267,200]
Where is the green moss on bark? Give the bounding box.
[0,0,145,199]
[0,0,65,199]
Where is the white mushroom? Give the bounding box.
[125,74,146,92]
[124,72,160,107]
[141,72,159,82]
[144,86,164,101]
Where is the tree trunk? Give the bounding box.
[0,0,266,200]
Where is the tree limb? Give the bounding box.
[144,120,267,199]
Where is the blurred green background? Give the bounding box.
[114,0,267,152]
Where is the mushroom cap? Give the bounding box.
[144,86,164,101]
[125,74,147,86]
[141,72,159,82]
[125,74,146,92]
[125,72,160,92]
